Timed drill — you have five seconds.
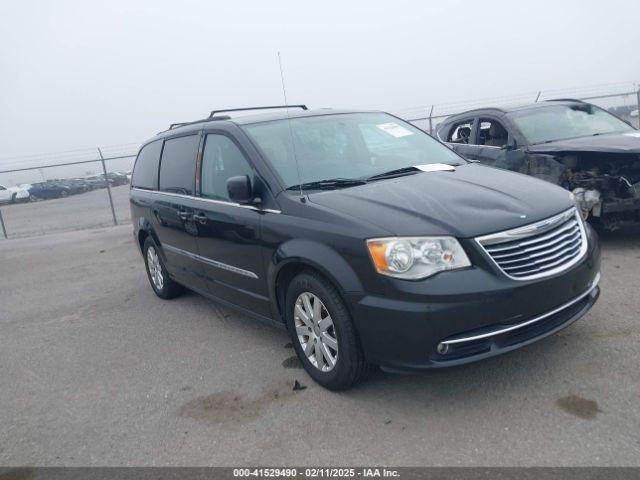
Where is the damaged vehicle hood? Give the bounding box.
[308,163,574,238]
[528,131,640,154]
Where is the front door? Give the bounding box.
[473,118,527,172]
[193,132,270,317]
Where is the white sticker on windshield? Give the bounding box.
[415,163,456,172]
[376,122,414,138]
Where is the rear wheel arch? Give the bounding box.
[136,219,163,259]
[137,229,149,252]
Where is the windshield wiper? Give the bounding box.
[366,166,419,181]
[286,178,367,191]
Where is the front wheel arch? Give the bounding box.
[269,242,363,325]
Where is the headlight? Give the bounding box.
[366,236,471,280]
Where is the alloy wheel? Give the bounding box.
[146,246,164,291]
[294,292,339,372]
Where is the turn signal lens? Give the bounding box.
[366,236,471,280]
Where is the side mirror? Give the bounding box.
[502,137,518,151]
[226,175,253,204]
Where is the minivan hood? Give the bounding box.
[308,163,573,238]
[527,130,640,154]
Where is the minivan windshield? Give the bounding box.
[508,103,634,145]
[242,112,465,189]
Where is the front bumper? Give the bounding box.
[346,226,601,372]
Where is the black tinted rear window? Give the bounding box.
[132,140,162,190]
[159,135,199,195]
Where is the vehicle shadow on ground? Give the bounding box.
[175,274,606,404]
[594,224,640,242]
[339,331,598,420]
[330,311,606,410]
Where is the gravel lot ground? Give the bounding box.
[0,224,639,466]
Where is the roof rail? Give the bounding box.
[546,98,587,103]
[208,105,307,118]
[159,115,232,135]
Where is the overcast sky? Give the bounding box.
[1,0,639,166]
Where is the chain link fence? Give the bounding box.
[397,81,640,133]
[0,145,138,239]
[1,82,639,240]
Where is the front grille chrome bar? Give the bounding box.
[441,272,600,345]
[475,208,588,281]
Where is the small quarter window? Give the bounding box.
[201,134,253,202]
[447,120,473,144]
[159,135,199,195]
[132,140,163,190]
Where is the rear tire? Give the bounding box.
[285,271,372,390]
[10,193,17,204]
[143,237,184,299]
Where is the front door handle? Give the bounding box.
[177,210,191,220]
[193,212,208,224]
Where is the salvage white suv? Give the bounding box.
[0,184,30,204]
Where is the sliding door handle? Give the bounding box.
[177,210,191,220]
[193,213,208,224]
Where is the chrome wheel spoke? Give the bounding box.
[304,339,315,357]
[314,342,325,370]
[294,304,312,327]
[318,315,333,332]
[301,294,314,320]
[295,325,310,337]
[312,297,322,323]
[321,332,338,351]
[319,342,335,369]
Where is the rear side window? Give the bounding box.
[201,134,253,201]
[132,140,162,190]
[159,135,199,195]
[477,118,508,147]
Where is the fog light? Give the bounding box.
[436,343,449,354]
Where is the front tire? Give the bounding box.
[143,237,183,299]
[285,271,372,390]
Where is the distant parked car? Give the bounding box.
[84,174,114,189]
[83,175,111,189]
[106,171,129,186]
[0,184,30,203]
[0,185,15,204]
[436,100,640,230]
[28,182,71,201]
[59,178,91,195]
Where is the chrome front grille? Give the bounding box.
[476,208,587,280]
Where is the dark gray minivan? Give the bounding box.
[130,106,601,390]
